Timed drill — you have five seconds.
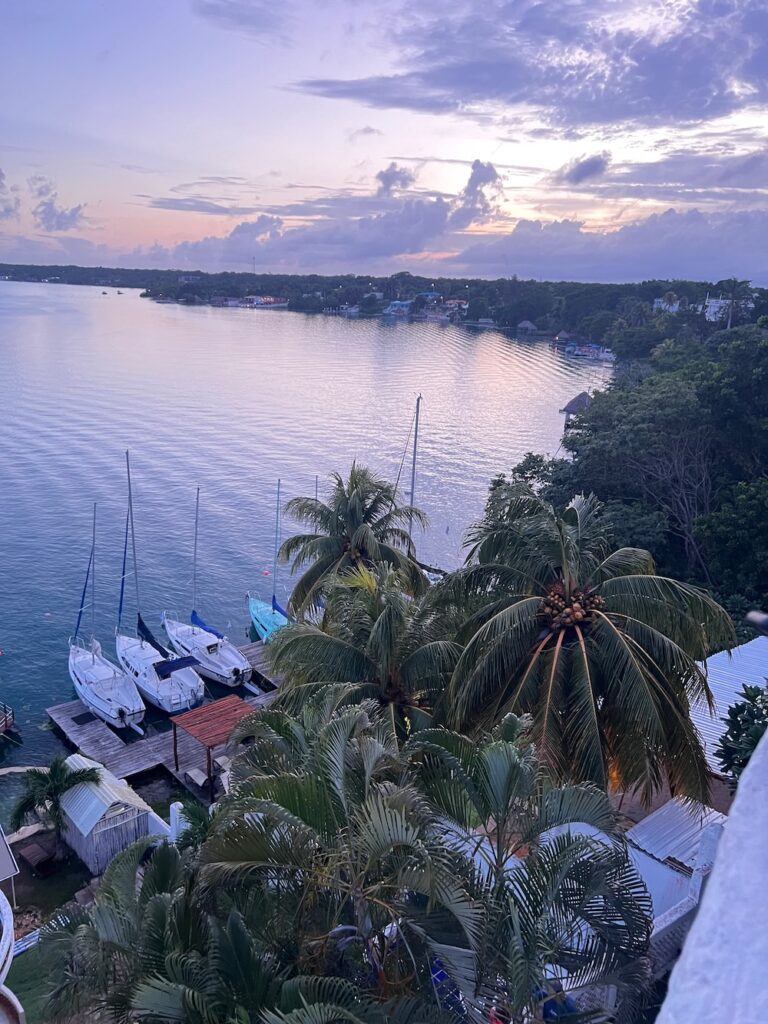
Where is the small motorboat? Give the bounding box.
[69,637,145,730]
[162,611,252,686]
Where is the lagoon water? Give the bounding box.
[0,281,610,798]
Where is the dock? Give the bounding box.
[46,643,281,795]
[240,641,285,689]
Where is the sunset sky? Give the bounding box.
[2,0,768,281]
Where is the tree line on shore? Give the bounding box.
[24,461,740,1023]
[4,261,768,338]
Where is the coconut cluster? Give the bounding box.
[540,582,604,631]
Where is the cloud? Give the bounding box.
[298,0,768,130]
[453,207,768,283]
[190,0,290,39]
[348,125,383,142]
[449,158,500,228]
[0,168,20,221]
[375,162,416,196]
[27,175,86,231]
[146,196,263,216]
[553,152,611,185]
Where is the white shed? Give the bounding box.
[61,755,155,874]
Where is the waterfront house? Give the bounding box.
[382,300,413,316]
[560,391,592,428]
[60,754,166,874]
[517,319,538,333]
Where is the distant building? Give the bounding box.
[517,319,538,333]
[699,292,754,323]
[560,391,592,428]
[178,274,202,284]
[364,291,384,301]
[653,297,680,313]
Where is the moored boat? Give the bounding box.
[162,612,252,686]
[68,503,145,731]
[248,480,290,643]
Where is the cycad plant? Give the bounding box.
[269,563,462,734]
[443,486,735,803]
[279,463,427,616]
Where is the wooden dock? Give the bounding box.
[240,641,285,689]
[46,643,282,796]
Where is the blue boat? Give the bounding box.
[248,480,290,643]
[247,593,289,643]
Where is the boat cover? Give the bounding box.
[156,655,199,679]
[191,610,224,639]
[272,595,290,620]
[137,613,169,657]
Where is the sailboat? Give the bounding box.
[115,453,205,713]
[162,488,253,686]
[247,479,290,643]
[68,503,145,731]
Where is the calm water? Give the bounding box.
[0,281,610,787]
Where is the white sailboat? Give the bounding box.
[68,504,145,731]
[115,452,204,713]
[162,488,252,687]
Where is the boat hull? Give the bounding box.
[115,633,204,713]
[68,642,145,729]
[162,616,252,687]
[247,596,288,643]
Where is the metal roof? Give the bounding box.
[61,754,152,836]
[627,798,727,870]
[693,636,768,772]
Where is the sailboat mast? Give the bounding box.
[408,393,422,536]
[125,450,141,611]
[91,502,96,638]
[192,487,200,611]
[272,479,281,600]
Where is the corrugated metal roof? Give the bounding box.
[61,754,152,836]
[627,798,727,870]
[693,636,768,772]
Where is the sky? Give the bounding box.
[1,0,768,282]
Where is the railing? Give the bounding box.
[0,702,14,734]
[0,889,14,984]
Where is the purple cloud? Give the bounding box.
[348,125,383,142]
[27,175,86,231]
[553,152,611,185]
[375,162,416,196]
[449,159,500,228]
[190,0,289,40]
[298,0,768,129]
[453,207,768,283]
[0,168,20,221]
[146,196,263,216]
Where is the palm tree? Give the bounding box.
[442,487,735,804]
[268,563,462,734]
[10,756,100,851]
[279,463,427,616]
[204,706,483,1009]
[715,278,752,329]
[404,716,652,1020]
[222,705,651,1020]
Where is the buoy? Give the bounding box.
[262,569,270,576]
